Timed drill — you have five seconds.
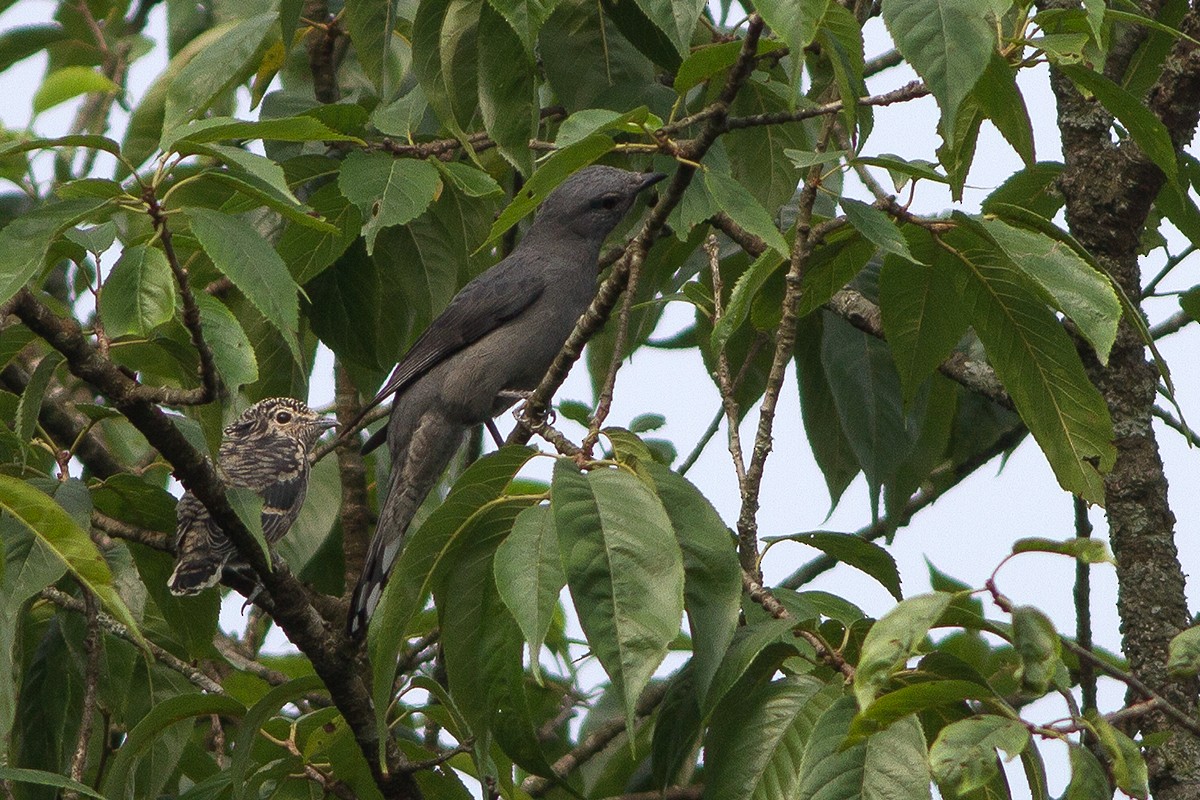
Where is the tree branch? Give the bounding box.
[11,288,398,794]
[40,586,225,695]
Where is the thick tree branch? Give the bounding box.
[334,363,370,601]
[11,288,396,794]
[64,587,100,800]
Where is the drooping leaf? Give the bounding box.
[929,716,1030,796]
[185,206,301,362]
[478,3,538,175]
[854,592,953,707]
[0,197,111,306]
[100,244,177,338]
[338,151,442,254]
[643,463,741,702]
[552,459,685,735]
[1011,605,1062,694]
[795,696,932,800]
[942,225,1115,503]
[882,0,995,141]
[493,503,564,682]
[0,475,148,650]
[162,14,278,132]
[701,676,839,800]
[764,531,902,600]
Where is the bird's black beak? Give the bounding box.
[315,417,339,431]
[638,172,667,191]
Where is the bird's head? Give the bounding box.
[223,397,337,449]
[534,165,666,242]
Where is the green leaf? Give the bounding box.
[552,459,685,735]
[1168,626,1200,678]
[338,151,441,254]
[943,225,1115,503]
[1011,536,1112,563]
[1089,710,1149,799]
[974,54,1035,165]
[979,216,1120,363]
[100,245,177,338]
[554,106,652,149]
[345,0,401,93]
[0,475,148,650]
[795,314,861,507]
[205,170,338,234]
[226,486,270,567]
[435,161,504,198]
[0,768,107,800]
[1059,63,1177,181]
[32,66,121,114]
[702,617,800,715]
[842,199,925,264]
[230,676,325,800]
[493,503,564,682]
[479,3,538,175]
[764,531,902,601]
[186,206,301,362]
[278,182,362,284]
[675,39,788,94]
[368,447,538,751]
[0,133,123,161]
[162,115,364,150]
[437,507,551,775]
[850,679,996,743]
[15,352,62,443]
[0,25,68,74]
[643,463,741,702]
[102,694,246,798]
[755,0,826,73]
[821,314,920,499]
[163,14,277,132]
[981,161,1064,220]
[711,250,785,353]
[195,293,259,390]
[480,134,615,248]
[486,0,560,56]
[412,0,481,155]
[882,0,993,140]
[795,697,932,800]
[0,197,111,306]
[1066,742,1112,799]
[704,169,789,256]
[879,234,970,404]
[929,716,1030,796]
[701,676,838,800]
[1011,606,1062,694]
[854,592,953,707]
[629,0,704,58]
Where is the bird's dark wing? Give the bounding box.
[259,472,309,544]
[352,265,547,448]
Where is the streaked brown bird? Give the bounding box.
[168,397,336,596]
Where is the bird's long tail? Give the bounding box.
[347,413,467,636]
[168,511,234,596]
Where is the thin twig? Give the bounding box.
[142,188,221,406]
[706,233,747,486]
[40,586,226,695]
[64,587,101,800]
[742,571,854,680]
[1074,496,1097,715]
[91,511,172,552]
[1152,404,1200,447]
[520,681,671,797]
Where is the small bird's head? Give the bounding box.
[223,397,337,449]
[534,165,666,242]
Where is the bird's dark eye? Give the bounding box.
[593,194,621,211]
[275,410,293,424]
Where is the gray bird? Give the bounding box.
[346,165,666,635]
[168,397,336,596]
